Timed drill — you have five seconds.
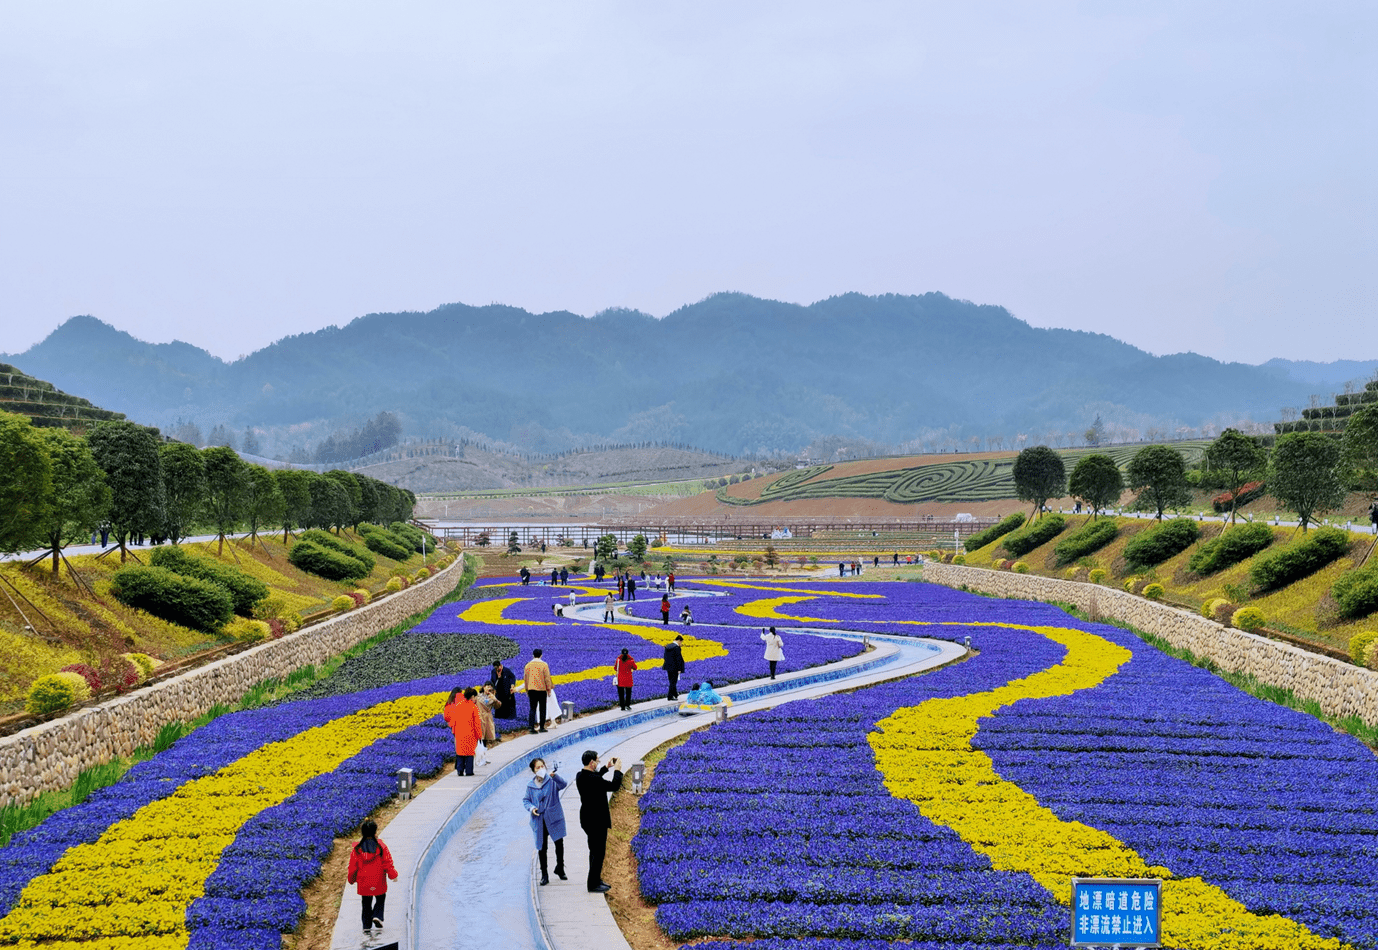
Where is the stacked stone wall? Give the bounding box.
[0,556,468,806]
[922,563,1378,726]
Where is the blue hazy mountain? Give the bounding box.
[3,293,1348,455]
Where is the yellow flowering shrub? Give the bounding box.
[869,621,1342,950]
[1123,576,1138,592]
[122,653,159,681]
[1088,568,1107,584]
[952,554,966,565]
[222,619,270,643]
[385,577,403,594]
[1143,582,1165,601]
[1012,561,1029,574]
[25,673,83,715]
[1233,605,1266,631]
[1362,639,1378,670]
[415,567,431,581]
[331,595,355,612]
[1064,567,1079,579]
[1348,630,1378,665]
[353,588,372,605]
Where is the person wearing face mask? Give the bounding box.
[521,757,568,886]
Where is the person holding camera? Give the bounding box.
[576,750,624,892]
[522,757,568,886]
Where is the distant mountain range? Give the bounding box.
[4,293,1370,456]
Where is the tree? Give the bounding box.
[1012,445,1066,519]
[507,530,522,555]
[1084,415,1105,447]
[1271,431,1345,532]
[88,421,164,562]
[0,412,53,556]
[206,424,236,449]
[764,543,780,567]
[1206,428,1267,525]
[201,446,247,556]
[349,473,379,528]
[241,465,285,549]
[309,475,352,533]
[595,533,617,562]
[1126,445,1191,521]
[241,427,261,456]
[159,441,206,544]
[33,428,110,573]
[275,469,315,543]
[1340,405,1378,497]
[1067,454,1123,519]
[628,533,648,561]
[324,470,361,531]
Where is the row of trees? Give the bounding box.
[0,414,416,572]
[1013,407,1378,530]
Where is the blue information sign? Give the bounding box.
[1070,878,1162,947]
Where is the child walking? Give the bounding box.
[346,820,398,941]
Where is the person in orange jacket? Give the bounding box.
[443,686,484,776]
[614,648,638,710]
[346,819,398,940]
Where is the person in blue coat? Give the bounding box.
[521,757,568,885]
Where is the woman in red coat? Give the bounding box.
[614,648,637,711]
[443,686,484,776]
[346,819,398,939]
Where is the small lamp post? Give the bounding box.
[716,704,729,725]
[396,767,415,800]
[629,761,646,794]
[561,700,575,722]
[963,635,972,652]
[863,634,870,649]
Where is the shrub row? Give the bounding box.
[110,565,235,632]
[1123,518,1200,569]
[1053,518,1119,565]
[300,530,376,573]
[1248,528,1350,593]
[288,539,370,581]
[389,521,435,554]
[1187,523,1275,576]
[965,513,1026,552]
[148,545,269,617]
[361,529,411,561]
[1002,514,1066,557]
[1333,563,1378,620]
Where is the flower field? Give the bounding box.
[0,578,859,949]
[635,580,1378,950]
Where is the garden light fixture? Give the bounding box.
[396,767,414,800]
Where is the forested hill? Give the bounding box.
[2,294,1331,456]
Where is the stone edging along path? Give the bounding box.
[921,562,1378,727]
[0,554,469,807]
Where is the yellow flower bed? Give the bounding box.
[869,622,1343,950]
[694,579,883,599]
[735,596,838,623]
[0,693,446,947]
[458,598,553,626]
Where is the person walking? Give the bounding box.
[663,634,684,701]
[659,594,671,625]
[559,566,568,585]
[626,575,637,601]
[838,561,846,577]
[488,660,517,722]
[603,592,616,622]
[576,750,623,893]
[617,573,626,601]
[443,687,483,776]
[522,757,568,886]
[761,626,785,680]
[524,649,554,735]
[550,567,559,586]
[614,648,637,710]
[346,820,398,940]
[667,571,675,592]
[568,588,578,609]
[892,552,899,566]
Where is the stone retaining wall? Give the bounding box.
[922,563,1378,726]
[0,556,469,806]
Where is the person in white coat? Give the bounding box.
[760,626,784,680]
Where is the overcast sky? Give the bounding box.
[0,1,1372,363]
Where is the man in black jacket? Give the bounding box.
[663,635,685,701]
[576,749,623,892]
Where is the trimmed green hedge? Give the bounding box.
[300,529,376,573]
[362,531,412,561]
[965,513,1026,552]
[1332,563,1378,620]
[1249,528,1350,593]
[110,565,235,632]
[149,545,269,617]
[1187,523,1275,576]
[288,539,370,581]
[1123,518,1200,569]
[1002,514,1067,557]
[390,521,436,554]
[1053,518,1119,565]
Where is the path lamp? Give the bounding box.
[629,761,646,794]
[715,704,729,725]
[963,636,971,653]
[396,768,415,800]
[561,700,575,722]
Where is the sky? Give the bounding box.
[0,1,1373,363]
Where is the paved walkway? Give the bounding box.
[329,585,964,950]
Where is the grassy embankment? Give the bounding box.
[0,531,443,709]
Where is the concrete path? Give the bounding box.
[329,588,964,950]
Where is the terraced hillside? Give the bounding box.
[0,363,126,432]
[718,442,1211,507]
